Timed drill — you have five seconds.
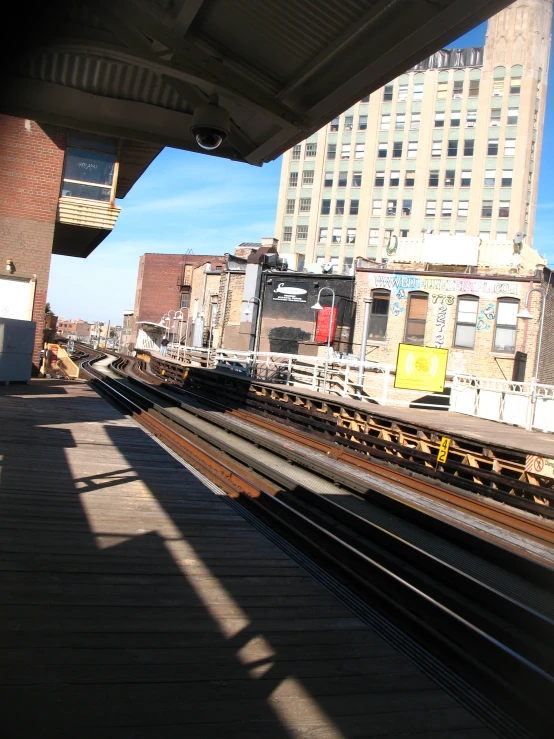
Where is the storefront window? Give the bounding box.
[61,132,117,202]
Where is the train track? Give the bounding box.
[78,350,554,738]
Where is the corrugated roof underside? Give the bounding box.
[18,53,192,113]
[193,0,375,85]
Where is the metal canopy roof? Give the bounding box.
[1,0,512,167]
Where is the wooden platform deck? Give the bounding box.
[0,379,494,738]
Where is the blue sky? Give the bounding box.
[48,21,554,324]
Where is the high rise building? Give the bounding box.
[274,0,552,273]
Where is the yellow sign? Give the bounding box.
[394,344,448,392]
[437,436,451,464]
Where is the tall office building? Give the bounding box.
[274,0,552,273]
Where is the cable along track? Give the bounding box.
[86,357,554,738]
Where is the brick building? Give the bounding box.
[0,114,159,369]
[56,317,92,343]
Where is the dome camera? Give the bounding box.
[191,94,230,151]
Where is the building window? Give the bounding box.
[341,143,351,159]
[447,140,458,157]
[338,172,348,187]
[383,85,393,101]
[352,172,362,187]
[372,200,382,216]
[361,94,370,103]
[450,112,461,127]
[378,143,387,158]
[452,80,464,98]
[407,142,418,159]
[305,143,317,157]
[510,78,521,95]
[400,229,409,237]
[358,115,368,131]
[329,118,339,132]
[413,82,424,100]
[296,225,308,239]
[355,143,365,159]
[487,139,499,155]
[405,292,428,345]
[327,144,336,159]
[490,109,501,126]
[387,199,397,216]
[494,299,519,353]
[480,230,490,240]
[484,169,496,186]
[460,170,471,187]
[302,170,314,186]
[482,201,493,218]
[321,199,331,215]
[369,290,390,340]
[318,227,328,242]
[61,132,118,202]
[501,170,513,187]
[468,79,480,98]
[426,201,437,216]
[392,142,402,158]
[324,172,333,187]
[335,200,345,215]
[390,171,400,187]
[396,113,406,129]
[458,201,469,217]
[344,116,354,131]
[507,108,519,125]
[283,227,292,242]
[435,112,445,127]
[292,144,301,160]
[410,112,421,129]
[332,227,342,243]
[437,81,448,99]
[454,296,479,349]
[350,200,359,215]
[498,201,510,217]
[369,229,379,245]
[441,200,453,217]
[288,172,298,187]
[299,198,311,212]
[429,171,439,187]
[343,256,354,274]
[347,228,356,243]
[445,170,455,187]
[398,84,408,101]
[504,138,516,156]
[286,198,295,214]
[381,114,391,130]
[464,139,474,156]
[402,199,412,216]
[374,173,385,186]
[405,171,415,187]
[492,79,504,96]
[431,141,442,157]
[466,111,477,127]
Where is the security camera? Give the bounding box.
[191,94,230,151]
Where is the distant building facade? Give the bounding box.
[274,0,552,273]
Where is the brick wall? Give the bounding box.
[134,253,184,326]
[0,115,66,367]
[354,269,541,382]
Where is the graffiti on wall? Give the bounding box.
[431,294,455,306]
[391,301,405,316]
[374,274,520,297]
[434,304,448,348]
[476,302,495,331]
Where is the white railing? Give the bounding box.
[164,343,452,410]
[451,374,554,432]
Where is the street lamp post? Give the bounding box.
[517,286,547,407]
[357,296,373,393]
[311,286,336,392]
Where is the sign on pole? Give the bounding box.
[394,344,448,393]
